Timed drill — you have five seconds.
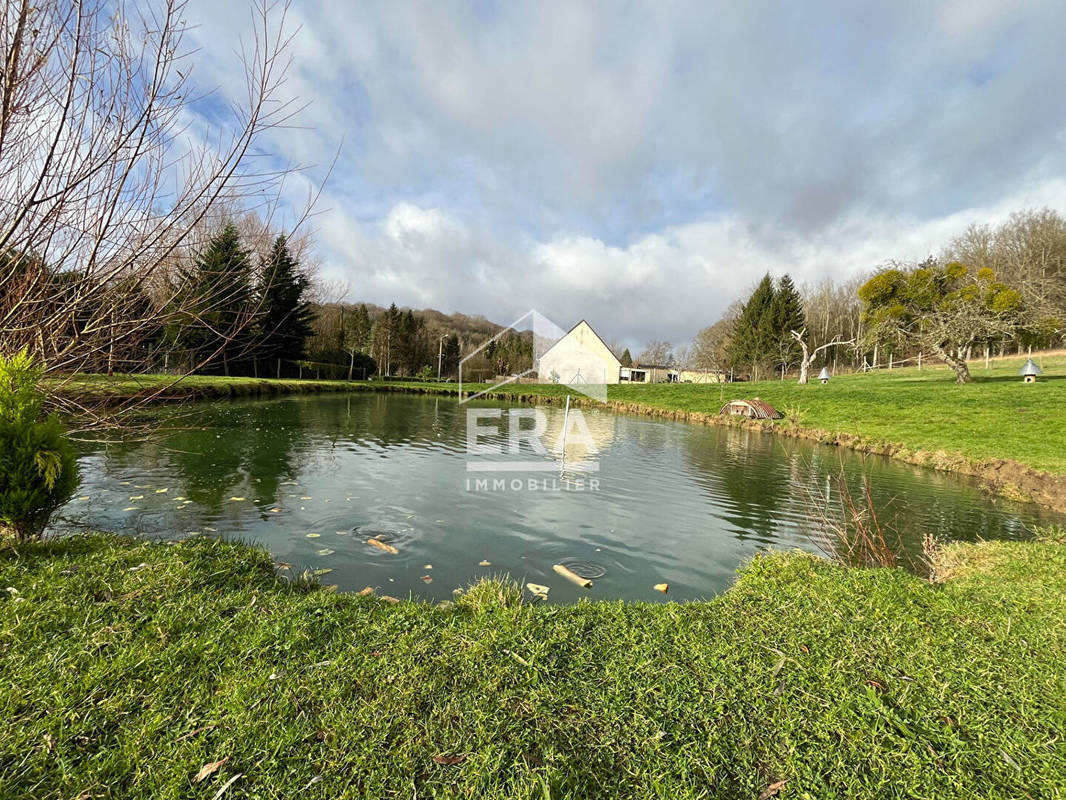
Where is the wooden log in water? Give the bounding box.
[367,538,398,555]
[553,563,592,588]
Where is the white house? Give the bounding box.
[537,320,621,385]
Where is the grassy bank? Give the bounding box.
[2,532,1064,798]
[52,373,371,406]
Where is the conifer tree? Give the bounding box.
[441,334,461,378]
[770,273,806,374]
[170,223,254,374]
[620,348,633,367]
[727,273,776,379]
[256,235,314,368]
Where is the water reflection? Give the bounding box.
[57,393,1060,602]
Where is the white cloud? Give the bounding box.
[177,0,1066,349]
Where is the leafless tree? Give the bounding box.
[946,208,1066,346]
[690,300,740,378]
[789,328,853,384]
[637,339,674,366]
[0,0,310,418]
[800,275,866,369]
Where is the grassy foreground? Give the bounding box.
[2,533,1064,798]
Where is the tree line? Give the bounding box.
[686,207,1066,383]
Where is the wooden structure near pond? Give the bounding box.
[719,398,784,420]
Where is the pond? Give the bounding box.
[56,392,1059,602]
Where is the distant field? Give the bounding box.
[53,353,1066,476]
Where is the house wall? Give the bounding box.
[642,367,675,383]
[620,367,724,384]
[538,320,620,384]
[679,369,724,384]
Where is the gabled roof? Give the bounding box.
[538,319,622,366]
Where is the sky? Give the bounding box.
[183,0,1066,349]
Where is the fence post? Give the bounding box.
[277,359,281,380]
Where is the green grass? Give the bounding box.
[52,373,369,404]
[2,532,1064,798]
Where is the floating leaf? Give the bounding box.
[300,496,312,500]
[313,568,333,576]
[367,538,398,555]
[654,583,669,594]
[122,506,138,512]
[526,583,550,596]
[316,548,335,556]
[229,497,245,502]
[305,533,321,538]
[194,757,229,783]
[129,495,144,501]
[335,530,349,535]
[421,575,433,584]
[269,508,282,513]
[423,564,433,570]
[78,496,90,501]
[155,488,169,494]
[479,560,491,567]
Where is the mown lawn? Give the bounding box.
[1,532,1064,799]
[51,373,363,403]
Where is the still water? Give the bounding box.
[56,393,1057,602]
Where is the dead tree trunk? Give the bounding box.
[790,329,853,385]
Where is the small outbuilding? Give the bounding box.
[1020,358,1043,384]
[719,398,784,420]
